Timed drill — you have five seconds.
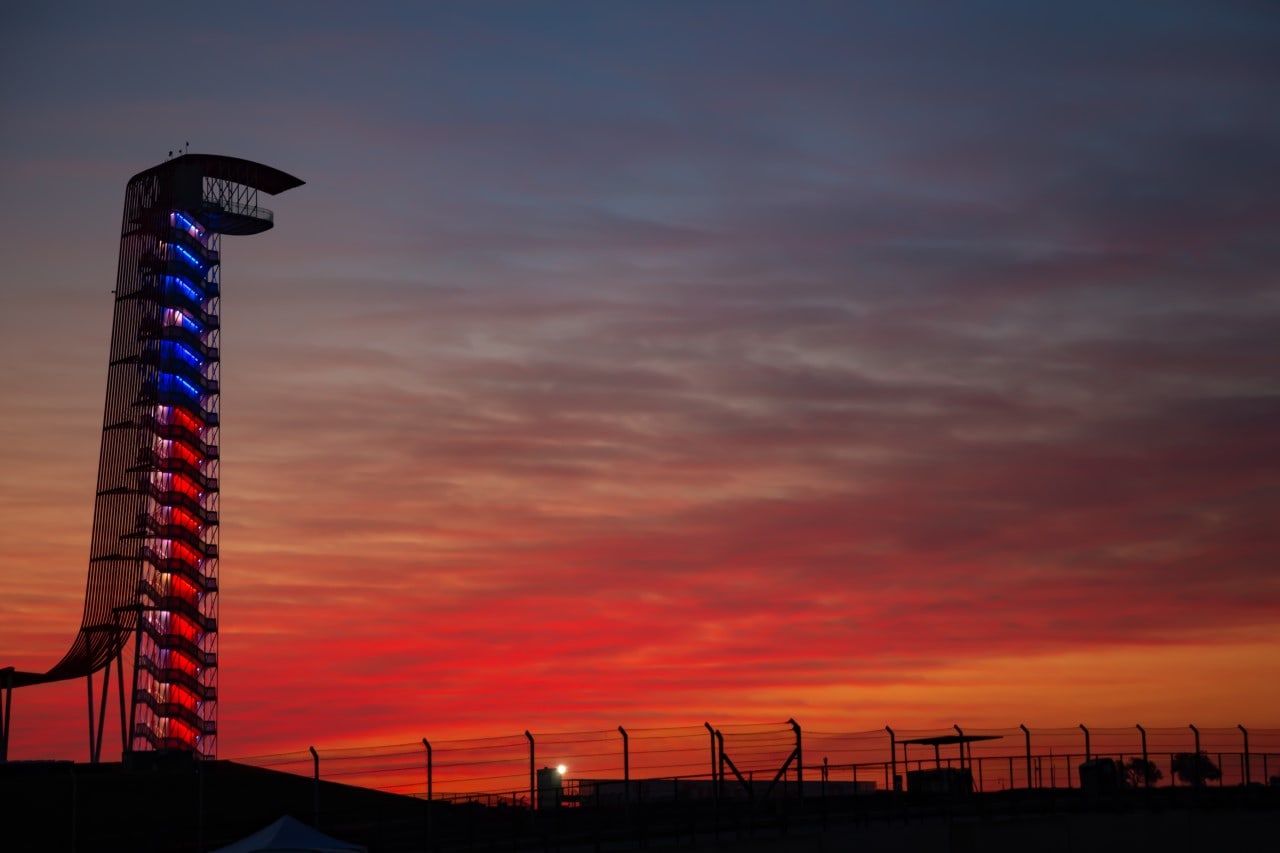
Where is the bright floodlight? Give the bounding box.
[557,764,567,775]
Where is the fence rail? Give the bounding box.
[233,721,1280,806]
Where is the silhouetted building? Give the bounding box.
[537,766,565,809]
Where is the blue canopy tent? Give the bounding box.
[211,815,366,853]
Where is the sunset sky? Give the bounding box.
[1,1,1277,764]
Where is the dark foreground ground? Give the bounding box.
[1,756,1276,852]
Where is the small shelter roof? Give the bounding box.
[210,815,366,853]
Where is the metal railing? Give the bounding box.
[233,721,1280,805]
[203,195,274,226]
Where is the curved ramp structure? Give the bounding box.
[1,154,302,761]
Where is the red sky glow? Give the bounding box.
[1,2,1277,772]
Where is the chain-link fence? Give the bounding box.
[235,721,1280,804]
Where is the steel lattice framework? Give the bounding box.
[1,154,302,762]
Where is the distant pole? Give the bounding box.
[1189,724,1201,789]
[1238,725,1250,786]
[618,726,630,803]
[423,738,433,853]
[788,718,803,799]
[885,726,897,792]
[309,746,320,827]
[525,731,535,810]
[1019,724,1031,789]
[715,729,726,800]
[1136,725,1148,787]
[704,722,717,785]
[953,725,965,770]
[422,738,433,801]
[1079,724,1090,762]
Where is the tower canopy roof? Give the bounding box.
[132,153,304,195]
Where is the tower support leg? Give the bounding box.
[1,667,13,762]
[92,661,112,763]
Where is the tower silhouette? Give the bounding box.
[1,154,302,761]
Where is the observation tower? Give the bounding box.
[1,154,302,761]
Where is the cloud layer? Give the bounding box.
[1,1,1277,760]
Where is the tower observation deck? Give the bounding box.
[1,154,302,762]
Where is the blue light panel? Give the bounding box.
[163,275,204,303]
[171,243,205,271]
[160,341,203,368]
[158,372,204,400]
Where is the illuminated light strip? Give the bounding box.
[169,686,199,708]
[152,473,200,502]
[170,541,204,566]
[168,407,205,435]
[160,340,203,368]
[174,474,201,495]
[167,611,200,638]
[170,242,206,271]
[165,651,199,673]
[162,441,203,468]
[173,211,202,237]
[158,372,204,399]
[163,274,203,302]
[168,505,203,529]
[156,404,204,432]
[168,719,199,741]
[166,309,203,333]
[171,576,200,598]
[155,397,215,427]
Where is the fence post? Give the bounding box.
[885,726,897,792]
[1238,725,1250,786]
[309,746,320,828]
[525,730,535,810]
[422,738,432,853]
[1020,724,1031,789]
[1136,724,1148,786]
[1186,724,1202,790]
[789,718,803,800]
[704,722,718,789]
[619,726,630,804]
[422,738,433,801]
[716,729,727,799]
[1189,723,1201,787]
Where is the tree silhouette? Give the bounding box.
[1171,752,1221,786]
[1123,757,1163,787]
